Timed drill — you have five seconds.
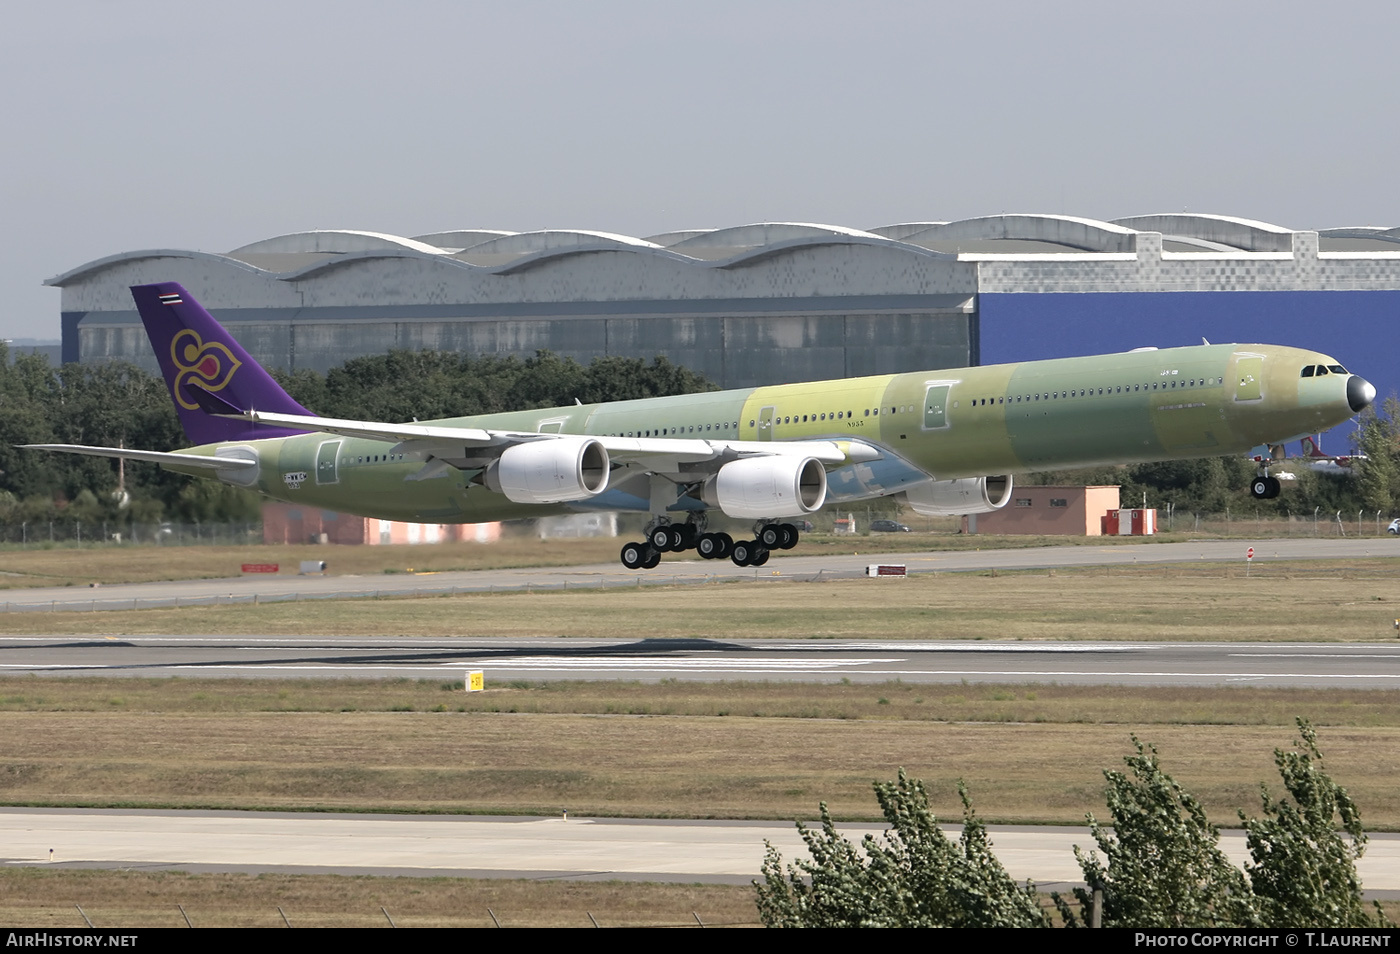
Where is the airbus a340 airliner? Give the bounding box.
[27,283,1374,569]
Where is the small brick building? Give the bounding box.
[969,485,1120,536]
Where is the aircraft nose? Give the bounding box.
[1347,375,1376,413]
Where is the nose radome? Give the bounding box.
[1348,375,1376,413]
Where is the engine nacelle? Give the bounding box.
[903,475,1013,516]
[702,456,827,519]
[485,438,610,504]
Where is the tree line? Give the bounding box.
[756,720,1388,928]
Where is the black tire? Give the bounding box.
[668,527,686,551]
[731,540,754,566]
[1250,478,1270,499]
[620,542,646,570]
[697,533,718,559]
[1266,476,1282,499]
[679,525,698,549]
[648,527,673,552]
[760,525,782,548]
[641,548,661,569]
[716,533,734,558]
[779,523,798,549]
[753,547,770,566]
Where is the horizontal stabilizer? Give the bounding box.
[20,444,257,471]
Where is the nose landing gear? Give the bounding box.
[1250,474,1281,499]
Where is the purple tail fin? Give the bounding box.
[132,282,314,444]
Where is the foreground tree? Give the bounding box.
[1056,739,1252,928]
[755,769,1048,928]
[1242,719,1389,928]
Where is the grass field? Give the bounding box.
[0,868,762,928]
[1,676,1398,926]
[1,558,1396,642]
[0,677,1395,827]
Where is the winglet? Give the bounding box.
[132,282,315,444]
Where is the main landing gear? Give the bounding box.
[619,519,802,569]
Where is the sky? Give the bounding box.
[3,0,1398,340]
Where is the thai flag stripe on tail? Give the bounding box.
[158,293,183,305]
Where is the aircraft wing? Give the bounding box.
[225,408,881,471]
[19,444,258,472]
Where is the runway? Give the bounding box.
[2,537,1394,614]
[4,807,1399,895]
[2,634,1399,687]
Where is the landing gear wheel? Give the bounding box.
[778,523,798,549]
[1250,477,1270,500]
[697,533,719,559]
[667,527,686,551]
[641,547,661,569]
[620,541,648,569]
[715,533,734,559]
[752,547,770,566]
[648,526,674,552]
[1266,476,1281,499]
[759,525,782,548]
[731,540,756,566]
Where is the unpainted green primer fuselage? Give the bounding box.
[166,343,1361,523]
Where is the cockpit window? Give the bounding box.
[1301,366,1314,377]
[1316,365,1329,376]
[1329,365,1348,375]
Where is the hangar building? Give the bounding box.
[48,215,1400,408]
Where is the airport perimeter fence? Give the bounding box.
[0,520,261,547]
[1161,508,1398,538]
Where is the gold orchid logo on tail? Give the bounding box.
[171,329,242,410]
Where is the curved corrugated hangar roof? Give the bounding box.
[48,214,1400,388]
[50,213,1400,288]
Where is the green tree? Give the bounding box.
[1056,738,1252,928]
[1241,719,1389,928]
[278,349,716,422]
[1354,399,1398,516]
[755,769,1048,928]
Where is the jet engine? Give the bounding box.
[903,475,1013,515]
[702,456,827,519]
[485,438,610,503]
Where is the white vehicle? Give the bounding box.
[1388,518,1400,536]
